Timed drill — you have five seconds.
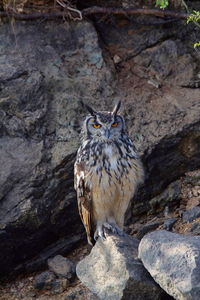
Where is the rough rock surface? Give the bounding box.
[33,271,69,293]
[0,4,200,278]
[182,206,200,223]
[0,20,112,278]
[139,230,200,300]
[47,255,75,279]
[76,232,170,300]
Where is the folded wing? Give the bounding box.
[74,161,94,245]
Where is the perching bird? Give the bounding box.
[74,101,144,245]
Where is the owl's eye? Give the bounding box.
[111,122,119,127]
[93,123,102,129]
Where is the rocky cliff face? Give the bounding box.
[0,7,200,281]
[0,20,113,277]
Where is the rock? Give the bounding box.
[76,232,168,300]
[148,180,181,214]
[33,271,69,294]
[139,230,200,300]
[136,220,162,239]
[48,255,75,280]
[113,54,122,64]
[33,271,56,290]
[191,222,200,235]
[0,19,112,278]
[163,218,177,231]
[182,206,200,223]
[1,4,200,279]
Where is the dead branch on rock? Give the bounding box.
[56,0,82,21]
[0,6,189,21]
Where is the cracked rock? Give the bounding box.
[76,233,169,300]
[139,230,200,300]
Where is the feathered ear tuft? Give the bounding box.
[112,101,121,115]
[80,101,97,116]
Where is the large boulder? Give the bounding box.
[138,230,200,300]
[0,19,112,278]
[76,233,170,300]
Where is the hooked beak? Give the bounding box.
[104,128,110,138]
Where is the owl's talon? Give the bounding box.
[106,222,124,236]
[103,222,117,234]
[113,224,124,236]
[94,225,106,241]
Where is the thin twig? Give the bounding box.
[56,0,82,20]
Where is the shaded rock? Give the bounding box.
[0,19,112,278]
[139,230,200,300]
[148,180,181,214]
[136,220,162,239]
[163,218,177,231]
[33,271,56,290]
[133,40,195,87]
[182,206,200,223]
[76,232,169,300]
[48,255,75,280]
[1,6,200,279]
[191,222,200,235]
[33,271,69,294]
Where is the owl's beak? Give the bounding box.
[104,128,110,138]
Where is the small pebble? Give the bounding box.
[163,218,177,231]
[48,255,75,280]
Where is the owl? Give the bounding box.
[74,101,144,245]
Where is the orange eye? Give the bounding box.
[111,122,119,127]
[93,123,102,129]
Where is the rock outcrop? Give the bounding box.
[139,230,200,300]
[0,2,200,278]
[76,232,171,300]
[0,20,112,278]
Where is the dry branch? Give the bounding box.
[0,6,189,21]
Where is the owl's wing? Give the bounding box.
[74,161,94,246]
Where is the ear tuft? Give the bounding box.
[112,101,121,115]
[80,101,97,116]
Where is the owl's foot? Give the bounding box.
[94,224,106,241]
[106,222,125,236]
[94,222,124,242]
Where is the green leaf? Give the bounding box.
[194,42,200,48]
[155,0,169,9]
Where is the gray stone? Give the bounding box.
[76,232,167,300]
[191,222,200,235]
[149,180,181,214]
[138,230,200,300]
[182,206,200,223]
[33,271,69,294]
[33,271,56,290]
[163,218,177,231]
[0,19,112,278]
[48,255,75,280]
[136,221,163,239]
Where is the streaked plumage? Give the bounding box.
[74,101,144,245]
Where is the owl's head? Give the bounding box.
[81,101,126,141]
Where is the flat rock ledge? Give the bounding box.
[76,232,169,300]
[138,230,200,300]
